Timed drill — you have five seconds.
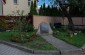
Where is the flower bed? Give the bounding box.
[0,32,57,50]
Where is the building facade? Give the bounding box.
[0,0,32,16]
[0,0,3,15]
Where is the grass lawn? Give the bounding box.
[53,30,85,48]
[0,32,12,41]
[20,36,57,50]
[0,32,57,50]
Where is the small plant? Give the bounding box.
[11,33,29,43]
[67,30,73,37]
[10,32,37,43]
[75,28,81,33]
[29,33,37,41]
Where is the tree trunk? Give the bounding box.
[67,14,74,31]
[62,7,74,31]
[60,6,74,31]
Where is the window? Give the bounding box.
[28,0,30,6]
[14,0,18,5]
[28,2,30,6]
[28,0,30,1]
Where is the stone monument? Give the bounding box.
[36,22,53,35]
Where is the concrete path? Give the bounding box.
[40,34,78,51]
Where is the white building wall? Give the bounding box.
[3,0,30,16]
[0,0,2,15]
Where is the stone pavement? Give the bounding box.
[0,43,33,55]
[0,43,56,55]
[40,34,79,51]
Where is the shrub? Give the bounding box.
[22,23,34,32]
[11,33,29,43]
[0,19,6,31]
[10,32,37,43]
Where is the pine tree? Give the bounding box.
[34,0,38,15]
[50,6,54,16]
[30,1,38,15]
[39,5,43,15]
[43,3,45,15]
[30,1,34,15]
[47,5,51,16]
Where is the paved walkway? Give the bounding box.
[0,43,54,55]
[0,43,33,55]
[40,34,78,51]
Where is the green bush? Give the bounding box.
[11,33,29,43]
[23,23,34,32]
[10,32,37,43]
[0,19,6,30]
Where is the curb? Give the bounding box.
[33,50,60,55]
[0,40,59,54]
[61,48,85,55]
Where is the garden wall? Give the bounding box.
[33,15,85,29]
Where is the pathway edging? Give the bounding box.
[0,40,59,55]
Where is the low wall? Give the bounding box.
[33,15,63,29]
[33,15,85,29]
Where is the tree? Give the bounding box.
[30,1,34,15]
[46,5,51,16]
[34,0,38,15]
[43,3,46,15]
[47,0,85,30]
[30,1,38,15]
[39,5,43,15]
